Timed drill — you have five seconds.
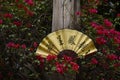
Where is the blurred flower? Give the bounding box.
[104,19,112,27]
[6,42,15,48]
[56,63,64,74]
[4,13,13,19]
[13,21,22,27]
[46,54,57,61]
[21,44,26,49]
[106,54,118,60]
[91,58,98,64]
[96,37,106,45]
[33,42,38,48]
[37,54,79,74]
[63,55,72,62]
[89,8,98,14]
[70,62,79,71]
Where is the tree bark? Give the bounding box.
[52,0,80,32]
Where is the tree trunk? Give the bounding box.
[52,0,80,31]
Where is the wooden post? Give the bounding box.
[52,0,80,31]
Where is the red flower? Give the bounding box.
[70,62,79,71]
[91,58,98,64]
[104,19,112,27]
[106,54,117,60]
[96,37,106,45]
[56,63,64,74]
[21,44,26,49]
[36,55,44,63]
[36,55,44,69]
[13,21,22,27]
[96,30,105,35]
[0,19,3,24]
[114,37,120,44]
[14,44,20,48]
[4,13,13,19]
[63,55,72,62]
[46,54,57,61]
[89,8,98,14]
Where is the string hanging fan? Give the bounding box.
[36,29,97,58]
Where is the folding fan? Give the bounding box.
[36,29,97,58]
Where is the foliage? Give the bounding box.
[0,0,52,80]
[75,0,120,80]
[36,54,79,74]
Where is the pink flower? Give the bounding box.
[89,8,98,14]
[0,19,3,24]
[91,58,98,64]
[106,54,117,60]
[90,22,98,28]
[24,0,34,6]
[104,19,112,27]
[4,13,13,19]
[13,21,22,27]
[6,42,15,48]
[96,37,106,45]
[46,54,57,61]
[70,62,79,71]
[21,44,26,49]
[33,42,38,48]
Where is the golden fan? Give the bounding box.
[36,29,97,58]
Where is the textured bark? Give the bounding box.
[52,0,80,31]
